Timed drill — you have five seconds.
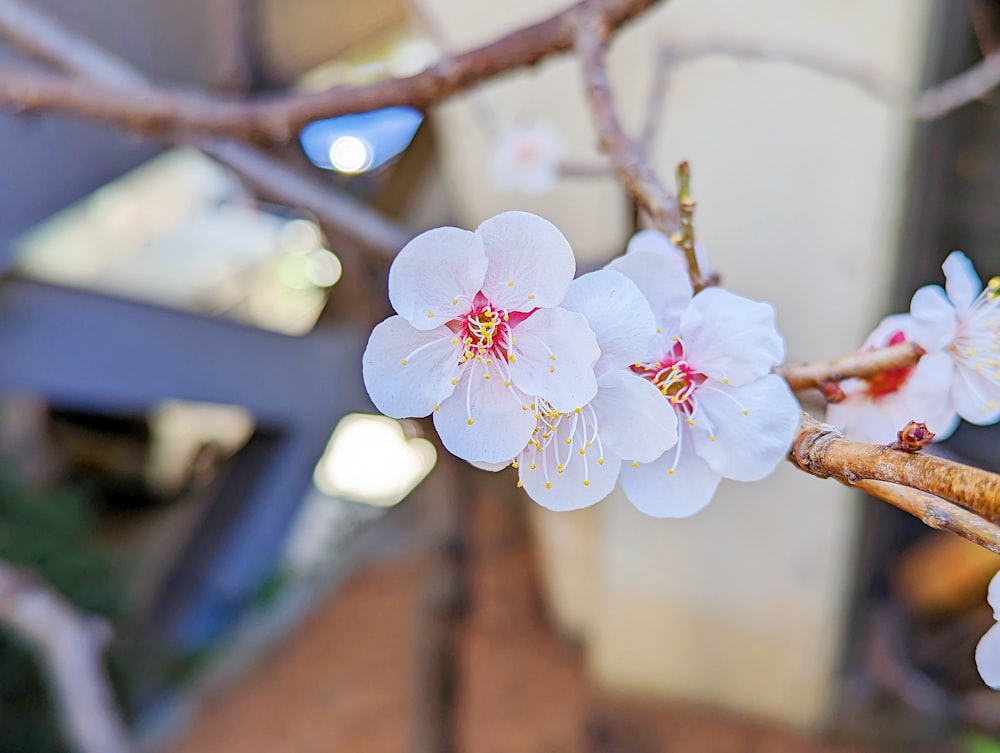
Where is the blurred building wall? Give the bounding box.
[427,0,934,728]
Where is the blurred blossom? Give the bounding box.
[490,122,564,195]
[977,570,1000,688]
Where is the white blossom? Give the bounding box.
[362,211,600,464]
[501,269,679,511]
[827,251,1000,443]
[977,569,1000,689]
[489,122,564,196]
[608,250,801,518]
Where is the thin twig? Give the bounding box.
[0,0,411,256]
[0,562,131,753]
[851,478,1000,555]
[914,52,1000,119]
[791,412,1000,526]
[576,9,679,235]
[0,0,662,143]
[776,342,925,393]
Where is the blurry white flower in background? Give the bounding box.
[490,121,565,195]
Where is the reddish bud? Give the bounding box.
[889,420,935,452]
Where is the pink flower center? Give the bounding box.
[866,330,915,398]
[632,340,706,415]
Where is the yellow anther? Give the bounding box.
[668,469,675,475]
[452,297,458,305]
[434,404,440,411]
[656,328,663,334]
[565,438,572,445]
[574,407,581,413]
[722,378,729,384]
[451,338,458,344]
[530,403,536,410]
[686,417,695,426]
[578,448,585,455]
[557,465,565,473]
[483,374,490,380]
[467,418,475,425]
[549,366,555,373]
[631,461,639,468]
[451,378,458,386]
[512,460,519,468]
[583,480,590,487]
[510,356,517,363]
[401,358,408,366]
[507,281,515,287]
[710,435,717,442]
[528,294,536,300]
[427,312,435,318]
[516,480,523,488]
[968,348,978,357]
[597,458,605,466]
[545,482,552,489]
[504,380,511,388]
[549,354,556,361]
[743,410,749,416]
[529,463,536,470]
[521,404,528,410]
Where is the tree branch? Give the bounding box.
[0,0,662,143]
[576,8,680,239]
[776,342,925,393]
[0,0,411,256]
[0,562,131,753]
[791,412,1000,526]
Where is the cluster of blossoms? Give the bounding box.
[828,251,1000,444]
[363,211,800,517]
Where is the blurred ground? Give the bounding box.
[167,467,869,753]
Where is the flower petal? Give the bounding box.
[626,229,680,258]
[977,623,1000,689]
[943,250,982,312]
[619,425,721,518]
[692,376,800,482]
[591,370,678,463]
[490,123,563,196]
[477,211,575,312]
[433,363,536,463]
[988,570,1000,616]
[560,269,657,373]
[952,360,1000,425]
[606,250,692,334]
[362,316,461,418]
[680,287,785,385]
[861,314,915,349]
[909,285,957,351]
[470,459,511,472]
[903,352,960,439]
[388,226,488,329]
[519,444,621,512]
[826,388,908,445]
[509,308,599,412]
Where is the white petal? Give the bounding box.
[943,250,982,312]
[606,250,692,334]
[861,314,915,349]
[680,287,785,385]
[827,388,908,444]
[388,226,488,329]
[626,229,679,257]
[952,361,1000,425]
[470,459,511,472]
[987,570,1000,615]
[977,623,1000,689]
[909,285,957,351]
[519,444,621,512]
[508,308,599,412]
[433,364,536,463]
[903,352,960,439]
[561,270,657,373]
[362,316,461,418]
[692,376,800,482]
[476,211,575,312]
[619,425,721,518]
[490,124,563,196]
[591,370,678,463]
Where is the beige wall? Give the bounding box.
[429,0,933,727]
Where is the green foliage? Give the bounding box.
[964,733,1000,753]
[0,469,122,753]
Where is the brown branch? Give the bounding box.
[576,9,680,237]
[776,342,925,392]
[0,562,131,753]
[851,478,1000,555]
[0,0,662,143]
[0,0,411,256]
[791,412,1000,526]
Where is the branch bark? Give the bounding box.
[776,342,925,393]
[0,0,662,143]
[576,9,680,238]
[0,562,131,753]
[791,412,1000,526]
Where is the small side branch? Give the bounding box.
[0,562,131,753]
[776,342,925,393]
[576,9,680,238]
[791,413,1000,526]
